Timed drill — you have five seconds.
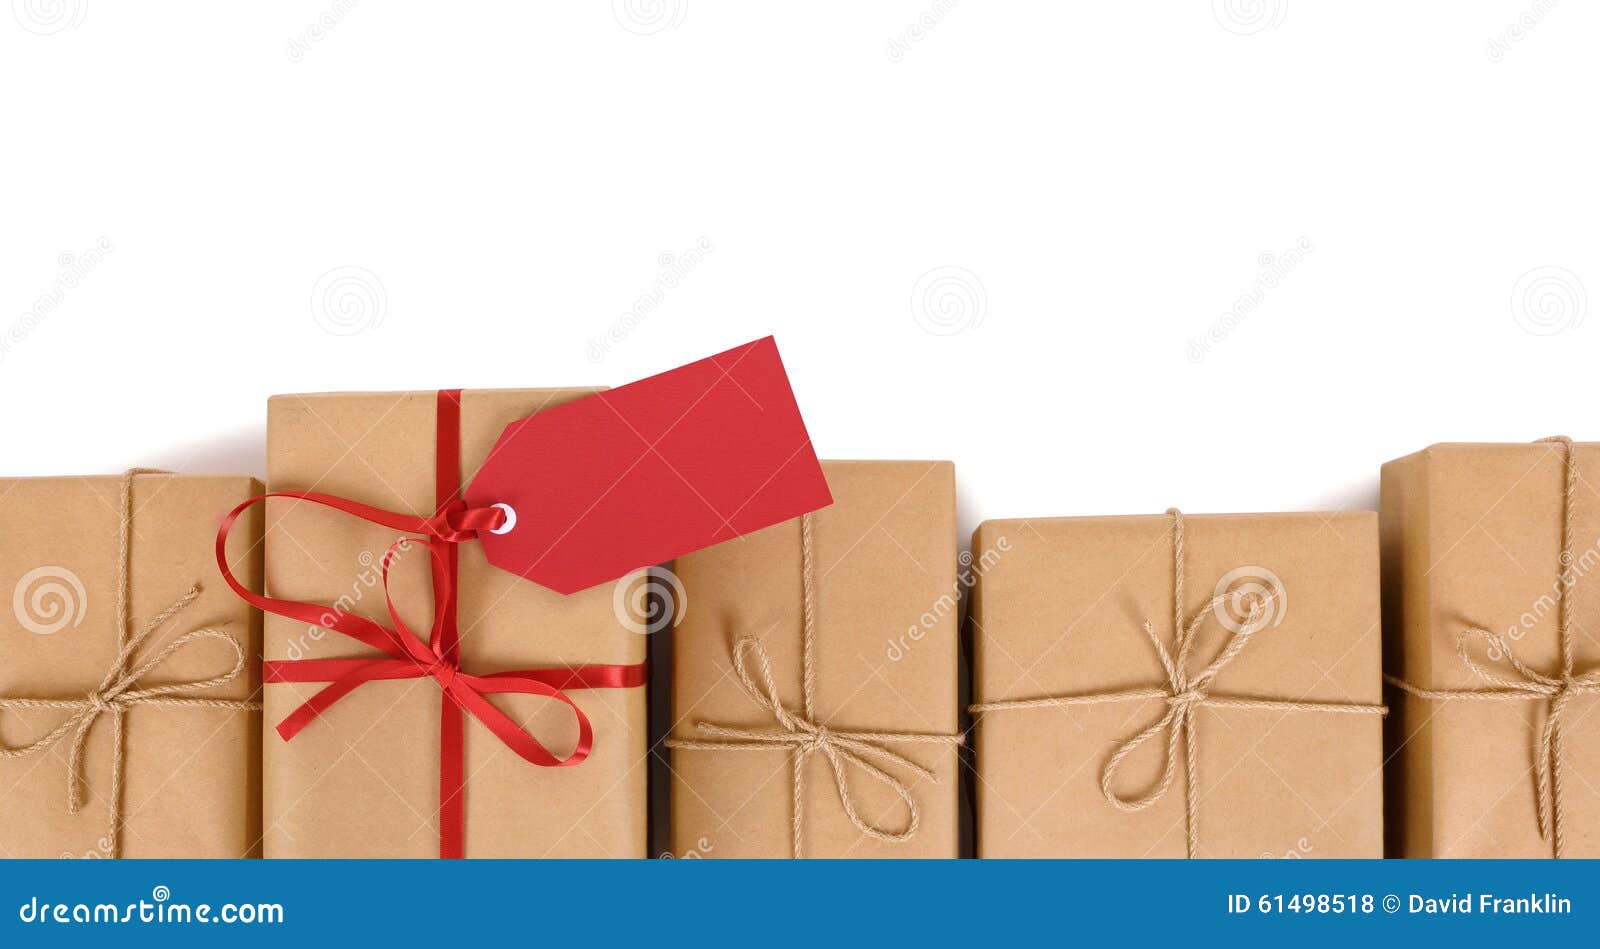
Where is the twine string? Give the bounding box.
[1384,436,1598,858]
[970,509,1388,858]
[0,469,259,857]
[667,512,964,858]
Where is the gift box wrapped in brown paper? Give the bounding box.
[0,472,263,858]
[667,461,963,858]
[256,389,648,858]
[969,510,1385,858]
[1382,439,1600,858]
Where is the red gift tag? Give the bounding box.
[466,337,833,594]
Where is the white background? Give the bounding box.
[3,3,1597,542]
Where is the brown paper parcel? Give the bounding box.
[1382,439,1600,858]
[0,472,263,859]
[263,389,647,858]
[668,461,962,858]
[970,510,1385,858]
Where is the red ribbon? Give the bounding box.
[215,389,648,858]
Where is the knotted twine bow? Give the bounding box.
[666,512,964,858]
[969,509,1388,858]
[0,469,258,858]
[1386,436,1600,858]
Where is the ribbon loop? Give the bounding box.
[219,390,645,857]
[425,498,507,543]
[229,491,602,772]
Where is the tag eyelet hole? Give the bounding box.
[489,503,517,535]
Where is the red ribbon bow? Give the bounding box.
[214,389,647,858]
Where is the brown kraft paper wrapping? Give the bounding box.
[263,389,647,858]
[0,473,263,858]
[970,510,1384,858]
[668,461,962,858]
[1382,439,1600,858]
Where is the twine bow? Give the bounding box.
[0,470,259,858]
[666,512,963,858]
[970,509,1388,858]
[1386,436,1598,858]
